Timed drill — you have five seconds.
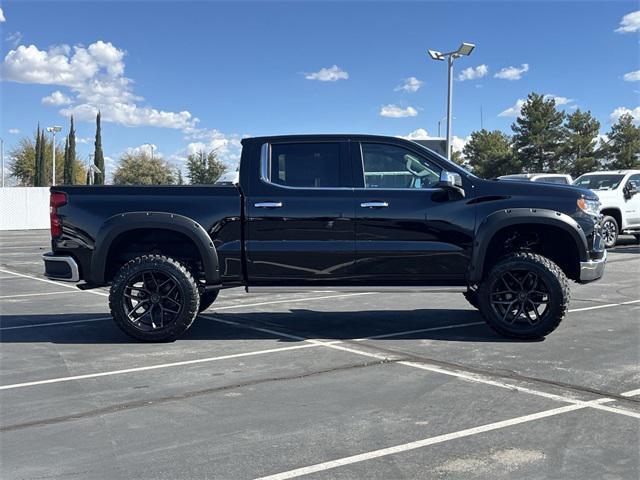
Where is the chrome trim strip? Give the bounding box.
[246,286,468,293]
[254,202,283,208]
[42,253,80,282]
[579,250,607,282]
[360,202,389,208]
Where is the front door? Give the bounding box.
[352,141,473,285]
[246,140,356,285]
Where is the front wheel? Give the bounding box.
[110,255,200,342]
[601,215,618,248]
[477,252,570,339]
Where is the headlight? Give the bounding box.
[577,198,601,217]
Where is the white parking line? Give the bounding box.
[254,397,623,480]
[569,299,640,312]
[203,315,640,419]
[0,317,113,331]
[0,343,325,391]
[0,291,78,300]
[0,268,108,297]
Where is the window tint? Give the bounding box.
[361,143,441,189]
[574,174,624,190]
[269,143,341,188]
[626,174,640,189]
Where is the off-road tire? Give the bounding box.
[110,255,200,342]
[198,290,219,313]
[601,215,619,248]
[478,252,570,340]
[463,290,479,309]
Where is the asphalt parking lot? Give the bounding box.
[0,229,638,480]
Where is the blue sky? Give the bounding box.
[1,1,639,178]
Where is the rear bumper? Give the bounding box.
[42,252,80,282]
[579,249,606,283]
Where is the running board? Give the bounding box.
[245,286,468,293]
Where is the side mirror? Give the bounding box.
[626,183,639,197]
[436,170,465,198]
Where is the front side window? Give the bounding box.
[268,143,341,188]
[574,174,625,191]
[361,143,441,189]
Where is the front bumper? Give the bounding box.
[42,252,80,282]
[579,249,606,282]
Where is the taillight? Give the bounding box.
[50,192,67,239]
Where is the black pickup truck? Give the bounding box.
[43,134,606,341]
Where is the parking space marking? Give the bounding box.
[569,299,640,312]
[622,389,640,397]
[0,291,78,300]
[0,343,329,391]
[0,268,108,297]
[0,317,113,331]
[254,398,620,480]
[203,315,640,419]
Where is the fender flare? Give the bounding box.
[469,208,589,283]
[90,212,219,285]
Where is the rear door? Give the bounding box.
[352,141,473,285]
[245,140,356,285]
[624,173,640,228]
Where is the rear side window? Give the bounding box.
[268,143,341,188]
[537,176,568,184]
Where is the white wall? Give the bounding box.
[0,187,50,230]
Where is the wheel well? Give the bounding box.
[104,228,204,283]
[600,208,622,232]
[482,224,580,281]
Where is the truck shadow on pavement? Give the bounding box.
[0,309,530,344]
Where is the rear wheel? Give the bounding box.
[110,255,200,342]
[478,252,569,339]
[601,215,618,248]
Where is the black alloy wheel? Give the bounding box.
[123,270,183,331]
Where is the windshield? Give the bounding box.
[574,174,624,191]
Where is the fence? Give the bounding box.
[0,187,50,230]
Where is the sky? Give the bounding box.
[0,0,639,180]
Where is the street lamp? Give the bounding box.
[46,126,63,186]
[428,42,475,160]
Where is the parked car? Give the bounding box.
[43,134,606,341]
[573,170,640,247]
[497,173,574,185]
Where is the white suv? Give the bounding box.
[574,170,640,247]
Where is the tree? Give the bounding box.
[560,109,601,176]
[186,150,226,184]
[176,169,184,185]
[512,92,565,173]
[93,111,105,185]
[33,124,42,186]
[9,131,85,186]
[112,151,176,185]
[63,116,76,184]
[462,129,521,178]
[599,114,640,170]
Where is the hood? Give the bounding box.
[479,178,596,200]
[590,188,619,205]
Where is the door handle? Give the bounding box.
[254,202,283,208]
[360,201,389,208]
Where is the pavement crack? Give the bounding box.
[0,358,402,433]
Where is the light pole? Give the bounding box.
[46,126,63,186]
[428,42,475,160]
[143,143,154,160]
[437,116,447,138]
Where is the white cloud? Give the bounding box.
[400,130,467,153]
[498,99,526,117]
[494,63,529,80]
[125,144,158,157]
[394,76,423,93]
[543,94,573,106]
[8,128,19,134]
[42,90,72,106]
[304,65,348,82]
[451,135,469,153]
[5,31,23,48]
[610,106,640,124]
[76,137,92,144]
[2,41,199,131]
[623,70,640,82]
[0,7,5,22]
[402,128,431,140]
[380,104,418,118]
[457,64,488,81]
[615,11,640,33]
